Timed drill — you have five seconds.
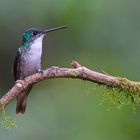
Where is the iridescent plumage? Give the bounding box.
[13,26,67,114]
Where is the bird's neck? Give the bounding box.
[21,36,44,53]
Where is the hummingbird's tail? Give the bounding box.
[16,85,33,114]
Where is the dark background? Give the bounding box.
[1,0,140,139]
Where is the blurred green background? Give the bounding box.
[0,0,140,139]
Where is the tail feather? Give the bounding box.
[16,85,32,114]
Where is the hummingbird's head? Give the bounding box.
[22,28,43,46]
[22,26,67,47]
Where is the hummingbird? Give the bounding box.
[13,26,67,114]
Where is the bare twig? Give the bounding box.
[0,61,139,109]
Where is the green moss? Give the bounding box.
[100,88,134,112]
[0,105,17,129]
[118,78,140,104]
[119,78,140,93]
[99,77,140,112]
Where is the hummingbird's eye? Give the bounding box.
[32,31,38,36]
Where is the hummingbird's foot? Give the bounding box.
[37,69,44,74]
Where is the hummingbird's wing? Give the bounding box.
[13,49,21,81]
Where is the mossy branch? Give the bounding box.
[0,60,140,111]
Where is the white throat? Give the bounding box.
[28,35,44,60]
[31,35,44,51]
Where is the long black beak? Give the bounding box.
[43,26,68,34]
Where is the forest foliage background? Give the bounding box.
[0,0,140,140]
